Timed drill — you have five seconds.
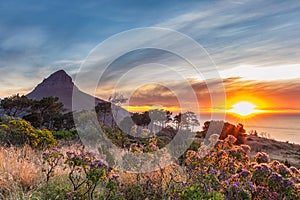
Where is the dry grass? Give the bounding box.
[0,145,43,199]
[0,144,78,199]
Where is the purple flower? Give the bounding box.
[248,182,255,191]
[231,182,240,189]
[269,172,283,183]
[253,163,272,177]
[255,152,270,163]
[239,169,251,178]
[90,159,106,168]
[277,164,291,176]
[289,166,300,174]
[282,178,294,188]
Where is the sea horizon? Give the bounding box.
[197,112,300,144]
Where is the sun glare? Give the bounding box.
[229,101,258,117]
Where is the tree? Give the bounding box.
[164,110,173,128]
[109,93,127,128]
[174,113,182,131]
[0,94,32,117]
[200,121,246,144]
[24,97,64,129]
[180,111,199,131]
[131,112,151,128]
[95,101,111,125]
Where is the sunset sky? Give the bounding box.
[1,0,300,114]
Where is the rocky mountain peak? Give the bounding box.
[40,69,74,88]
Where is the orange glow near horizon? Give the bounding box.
[122,105,182,113]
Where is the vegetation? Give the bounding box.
[0,94,299,199]
[0,116,56,148]
[0,133,299,199]
[0,95,75,131]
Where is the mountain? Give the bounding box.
[26,69,130,125]
[27,70,104,111]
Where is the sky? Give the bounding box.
[1,0,300,114]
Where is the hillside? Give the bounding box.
[246,134,300,167]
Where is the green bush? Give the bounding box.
[0,119,56,148]
[52,130,77,140]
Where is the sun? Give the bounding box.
[229,101,258,116]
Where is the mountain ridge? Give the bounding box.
[26,69,104,111]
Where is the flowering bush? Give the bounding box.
[0,119,56,148]
[38,133,300,199]
[42,147,123,200]
[181,134,300,199]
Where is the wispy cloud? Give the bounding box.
[1,0,300,107]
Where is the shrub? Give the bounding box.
[255,152,270,164]
[0,119,56,148]
[52,130,78,140]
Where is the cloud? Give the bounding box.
[1,0,300,108]
[156,0,300,69]
[118,77,300,113]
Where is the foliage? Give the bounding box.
[0,94,76,131]
[201,121,246,144]
[0,119,56,148]
[182,134,300,200]
[53,129,78,140]
[0,94,32,117]
[41,147,123,200]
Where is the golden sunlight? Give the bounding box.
[228,101,258,116]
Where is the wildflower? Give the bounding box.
[239,169,251,178]
[282,178,294,188]
[198,145,209,157]
[240,144,251,153]
[217,150,227,157]
[270,160,280,166]
[289,166,299,175]
[209,134,219,143]
[253,163,272,181]
[148,143,159,151]
[214,140,224,149]
[230,181,240,189]
[254,186,270,197]
[269,172,283,183]
[225,135,237,144]
[90,159,106,168]
[131,125,137,134]
[277,164,291,177]
[130,143,143,153]
[255,152,270,163]
[248,182,255,191]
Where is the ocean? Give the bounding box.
[198,113,300,144]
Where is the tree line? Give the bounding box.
[0,94,74,131]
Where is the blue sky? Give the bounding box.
[1,0,300,112]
